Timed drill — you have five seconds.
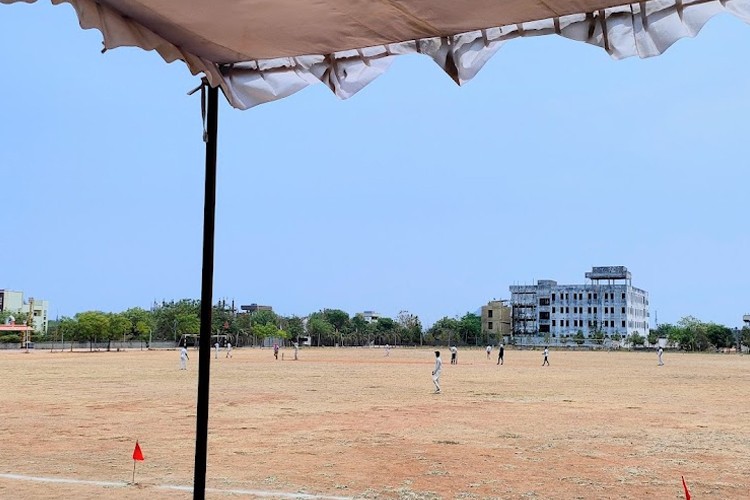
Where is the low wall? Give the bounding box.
[0,341,177,351]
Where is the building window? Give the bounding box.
[540,325,550,333]
[566,320,570,327]
[566,307,570,313]
[487,309,493,318]
[488,321,493,330]
[588,307,591,314]
[552,320,556,326]
[594,307,598,314]
[588,293,592,300]
[552,307,556,313]
[621,307,625,314]
[540,312,550,320]
[539,298,550,306]
[621,320,626,328]
[622,293,626,300]
[594,293,598,300]
[552,293,556,301]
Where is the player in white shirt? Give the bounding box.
[180,346,189,370]
[432,351,443,394]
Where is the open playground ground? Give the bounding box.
[1,346,749,499]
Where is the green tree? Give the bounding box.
[152,299,200,341]
[574,330,585,345]
[426,317,461,346]
[375,317,398,345]
[286,316,305,343]
[397,310,423,345]
[0,310,30,326]
[742,327,750,350]
[253,323,281,344]
[671,316,710,351]
[323,309,350,346]
[630,332,646,346]
[307,315,334,346]
[647,329,659,345]
[75,311,110,349]
[212,301,238,338]
[250,310,279,327]
[58,316,77,349]
[108,312,131,347]
[175,313,201,340]
[123,307,153,343]
[591,330,605,345]
[233,312,254,346]
[351,314,370,345]
[458,313,482,345]
[705,322,734,349]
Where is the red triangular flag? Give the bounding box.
[132,441,144,461]
[682,476,691,500]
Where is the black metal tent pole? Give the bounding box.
[193,83,219,499]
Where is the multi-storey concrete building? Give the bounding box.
[509,266,649,339]
[481,300,512,340]
[0,289,49,334]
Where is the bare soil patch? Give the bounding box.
[1,347,748,499]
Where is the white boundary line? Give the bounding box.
[161,484,351,499]
[0,473,126,488]
[0,473,352,499]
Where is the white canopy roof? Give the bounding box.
[6,0,749,108]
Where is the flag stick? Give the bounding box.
[132,459,136,484]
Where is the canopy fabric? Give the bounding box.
[7,0,749,109]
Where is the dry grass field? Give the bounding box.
[1,346,749,499]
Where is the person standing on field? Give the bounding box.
[450,345,458,365]
[226,342,232,358]
[497,344,504,365]
[273,343,279,360]
[214,341,220,359]
[657,346,664,366]
[542,346,550,366]
[486,345,492,359]
[432,351,443,394]
[180,346,189,370]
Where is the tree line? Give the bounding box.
[2,304,748,351]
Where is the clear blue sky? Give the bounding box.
[2,3,748,328]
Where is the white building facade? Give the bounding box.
[509,266,649,339]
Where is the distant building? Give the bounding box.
[509,266,649,339]
[481,300,511,339]
[240,303,273,313]
[0,289,49,334]
[357,311,381,323]
[744,314,750,328]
